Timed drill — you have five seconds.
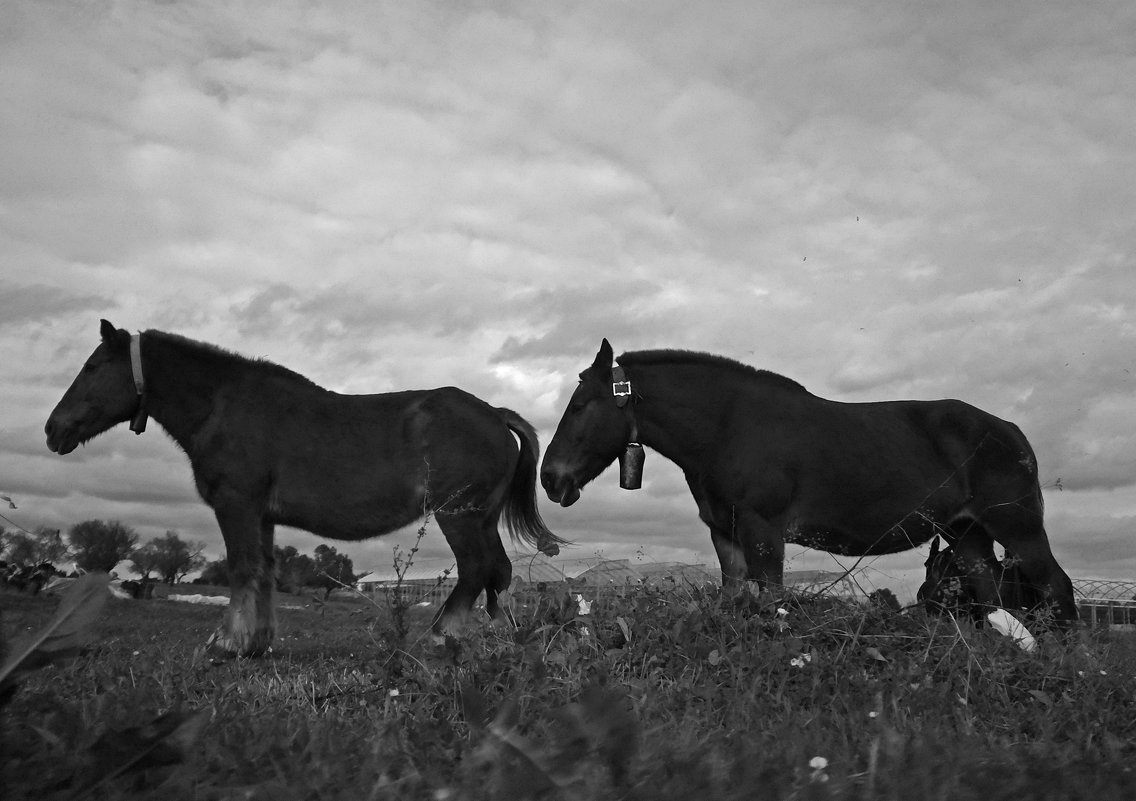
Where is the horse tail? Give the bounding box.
[497,407,568,556]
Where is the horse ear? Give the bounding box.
[593,338,614,370]
[100,319,117,341]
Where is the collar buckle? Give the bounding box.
[612,364,632,408]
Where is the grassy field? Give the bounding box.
[3,580,1135,800]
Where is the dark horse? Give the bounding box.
[46,320,565,655]
[540,340,1077,621]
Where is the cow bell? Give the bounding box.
[619,442,645,490]
[130,397,148,434]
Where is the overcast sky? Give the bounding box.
[2,0,1133,600]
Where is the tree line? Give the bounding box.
[1,520,360,597]
[196,543,360,599]
[0,521,205,584]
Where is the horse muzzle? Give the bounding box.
[540,466,582,507]
[44,416,80,455]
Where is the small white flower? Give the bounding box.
[776,607,789,617]
[809,756,830,782]
[389,689,400,697]
[869,711,879,718]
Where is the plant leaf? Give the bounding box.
[0,572,109,695]
[864,646,889,663]
[616,616,632,643]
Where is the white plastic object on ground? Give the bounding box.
[986,608,1036,652]
[168,593,230,606]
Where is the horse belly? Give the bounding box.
[786,465,964,556]
[269,443,428,540]
[785,510,946,556]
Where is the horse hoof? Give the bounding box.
[204,628,272,660]
[204,630,239,663]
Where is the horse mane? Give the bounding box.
[145,330,323,390]
[618,349,808,393]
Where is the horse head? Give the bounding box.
[45,320,140,454]
[540,338,637,506]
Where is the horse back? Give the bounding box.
[707,393,1041,552]
[189,380,517,538]
[722,394,1033,493]
[898,398,1041,499]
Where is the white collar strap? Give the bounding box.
[128,334,148,435]
[130,334,144,395]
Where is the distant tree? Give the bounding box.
[1,527,68,566]
[274,545,317,594]
[3,531,38,565]
[130,541,162,581]
[195,558,229,587]
[309,543,358,600]
[68,520,138,573]
[32,527,69,565]
[146,531,207,584]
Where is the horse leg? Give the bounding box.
[465,513,515,627]
[212,500,276,656]
[709,525,747,588]
[433,512,493,635]
[480,518,516,627]
[967,483,1079,622]
[987,523,1078,623]
[739,509,785,589]
[689,478,747,588]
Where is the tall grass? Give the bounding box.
[2,581,1134,800]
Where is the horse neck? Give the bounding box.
[629,362,784,471]
[138,332,229,449]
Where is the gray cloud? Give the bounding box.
[0,285,114,330]
[1,0,1133,582]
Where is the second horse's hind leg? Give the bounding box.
[983,511,1079,623]
[1002,535,1078,623]
[434,513,496,634]
[482,522,516,627]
